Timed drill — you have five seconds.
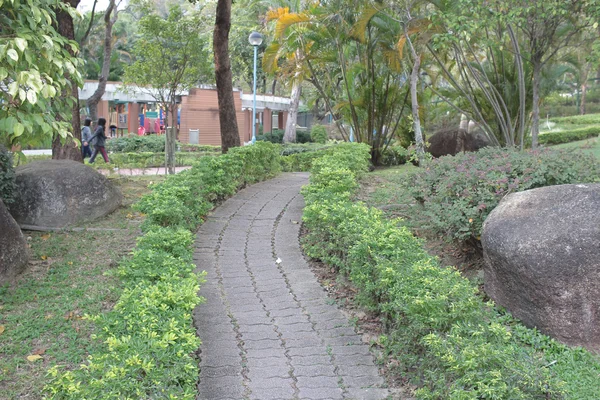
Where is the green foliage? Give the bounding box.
[106,134,166,153]
[257,130,283,143]
[380,145,408,166]
[299,142,600,398]
[45,142,282,398]
[296,130,313,143]
[310,125,328,144]
[550,113,600,125]
[539,126,600,145]
[123,5,211,118]
[408,147,600,244]
[0,0,83,148]
[0,145,17,204]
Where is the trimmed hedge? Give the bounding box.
[539,125,600,145]
[301,143,600,399]
[106,134,166,153]
[46,142,282,399]
[549,114,600,125]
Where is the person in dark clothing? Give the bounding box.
[81,118,93,159]
[89,117,110,163]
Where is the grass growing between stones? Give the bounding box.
[0,176,160,399]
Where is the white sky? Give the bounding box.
[78,0,126,13]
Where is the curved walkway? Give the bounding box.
[192,173,390,400]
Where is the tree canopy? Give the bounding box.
[0,0,83,149]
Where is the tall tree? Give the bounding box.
[123,5,211,173]
[264,3,309,143]
[53,0,83,161]
[0,0,82,152]
[214,0,241,152]
[507,0,599,148]
[86,0,121,124]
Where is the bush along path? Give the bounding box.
[193,172,390,400]
[45,143,284,399]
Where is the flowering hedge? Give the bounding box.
[46,142,281,399]
[408,147,600,244]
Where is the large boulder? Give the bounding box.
[482,183,600,352]
[427,128,491,158]
[0,199,29,283]
[9,160,122,228]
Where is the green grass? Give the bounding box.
[0,176,157,399]
[552,136,600,159]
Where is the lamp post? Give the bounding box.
[249,31,263,144]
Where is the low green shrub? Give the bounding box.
[301,143,600,398]
[257,130,283,143]
[178,144,221,153]
[106,134,166,153]
[46,142,282,399]
[539,125,600,145]
[407,147,600,244]
[91,152,217,169]
[549,113,600,125]
[296,130,312,143]
[0,145,16,204]
[310,124,328,144]
[380,145,408,166]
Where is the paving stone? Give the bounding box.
[341,374,385,388]
[328,344,372,357]
[192,173,388,400]
[199,354,240,368]
[197,376,244,399]
[297,386,344,400]
[292,364,337,377]
[247,367,290,380]
[245,356,288,369]
[296,375,341,389]
[332,354,377,367]
[240,330,279,341]
[284,337,324,349]
[199,365,242,378]
[243,338,282,351]
[249,385,295,400]
[344,387,390,400]
[287,346,328,357]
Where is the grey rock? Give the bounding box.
[482,183,600,352]
[0,199,29,283]
[426,128,491,158]
[9,160,122,228]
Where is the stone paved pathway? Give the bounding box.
[192,173,390,400]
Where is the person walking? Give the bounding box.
[89,117,110,164]
[81,118,93,159]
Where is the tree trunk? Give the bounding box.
[53,0,82,162]
[531,62,542,149]
[213,0,240,153]
[284,80,301,143]
[580,64,591,115]
[410,53,425,165]
[87,0,116,124]
[164,100,176,174]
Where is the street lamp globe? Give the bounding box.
[248,32,263,46]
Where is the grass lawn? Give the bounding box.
[552,136,600,159]
[0,175,162,399]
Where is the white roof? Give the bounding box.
[79,81,189,103]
